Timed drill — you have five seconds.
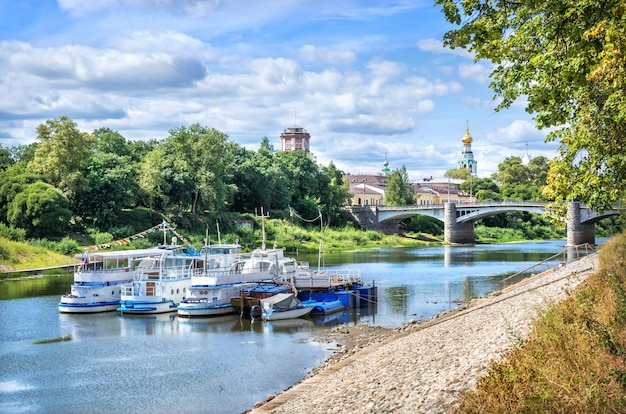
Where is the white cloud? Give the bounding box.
[296,45,356,66]
[417,38,473,59]
[458,62,491,84]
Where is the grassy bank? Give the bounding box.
[0,219,440,275]
[454,232,626,413]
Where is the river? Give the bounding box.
[0,240,601,413]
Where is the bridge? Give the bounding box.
[346,201,621,245]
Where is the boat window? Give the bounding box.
[176,289,180,294]
[171,289,174,295]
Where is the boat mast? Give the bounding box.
[258,207,269,251]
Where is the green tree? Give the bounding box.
[444,167,471,180]
[7,181,71,238]
[435,0,626,213]
[0,145,13,172]
[274,151,320,218]
[28,116,94,200]
[0,164,43,224]
[318,162,353,227]
[93,127,131,157]
[138,145,171,212]
[73,152,141,228]
[460,177,498,198]
[491,156,547,201]
[139,124,232,216]
[385,166,415,206]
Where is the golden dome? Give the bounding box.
[462,126,473,144]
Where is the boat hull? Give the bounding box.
[177,303,235,317]
[117,300,179,314]
[263,305,314,321]
[58,301,120,313]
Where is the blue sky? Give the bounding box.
[0,0,557,179]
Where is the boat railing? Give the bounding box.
[74,267,132,282]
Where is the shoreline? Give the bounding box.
[247,252,599,413]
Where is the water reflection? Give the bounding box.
[385,285,410,314]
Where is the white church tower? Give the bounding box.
[458,124,477,176]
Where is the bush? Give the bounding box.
[53,237,80,256]
[94,232,114,245]
[0,223,26,242]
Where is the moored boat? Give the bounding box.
[58,247,170,313]
[117,247,200,315]
[178,247,298,318]
[230,283,294,317]
[254,292,315,321]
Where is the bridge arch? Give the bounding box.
[348,201,621,245]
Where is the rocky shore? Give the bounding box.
[247,252,599,414]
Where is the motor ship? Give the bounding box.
[58,247,171,313]
[117,246,201,315]
[177,246,292,317]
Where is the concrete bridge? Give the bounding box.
[346,201,621,245]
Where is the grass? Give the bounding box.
[453,232,626,413]
[0,237,74,271]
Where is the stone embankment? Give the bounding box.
[249,253,598,414]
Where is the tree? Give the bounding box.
[0,164,43,225]
[435,0,626,213]
[318,162,353,227]
[444,167,471,180]
[7,181,71,238]
[28,116,94,200]
[0,145,13,172]
[274,151,320,218]
[491,156,548,201]
[385,166,416,206]
[139,124,232,217]
[93,127,131,157]
[73,152,141,228]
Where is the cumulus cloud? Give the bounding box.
[2,41,207,91]
[458,62,492,84]
[417,38,473,59]
[296,45,356,66]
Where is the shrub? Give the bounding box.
[53,237,80,256]
[0,223,26,242]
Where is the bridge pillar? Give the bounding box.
[444,202,475,244]
[567,202,595,246]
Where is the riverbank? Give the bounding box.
[247,252,599,413]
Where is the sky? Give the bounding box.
[0,0,558,180]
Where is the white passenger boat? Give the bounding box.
[58,247,170,313]
[117,247,201,315]
[177,246,287,317]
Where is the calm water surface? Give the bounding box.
[0,240,600,413]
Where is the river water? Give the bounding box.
[0,240,601,414]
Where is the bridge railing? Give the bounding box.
[377,201,548,210]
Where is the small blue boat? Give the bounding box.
[302,298,346,315]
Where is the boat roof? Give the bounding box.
[261,292,295,305]
[75,247,174,260]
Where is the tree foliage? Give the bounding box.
[444,167,471,180]
[7,181,71,238]
[435,0,626,213]
[28,116,94,200]
[385,166,416,206]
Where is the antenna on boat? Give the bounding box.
[204,225,209,274]
[162,220,168,246]
[318,209,323,271]
[216,220,221,245]
[258,207,269,251]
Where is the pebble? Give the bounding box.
[249,253,598,414]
